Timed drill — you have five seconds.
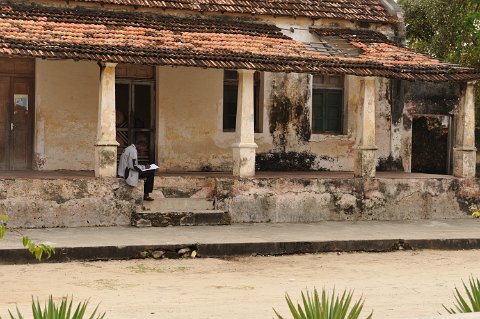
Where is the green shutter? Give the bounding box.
[312,89,343,134]
[325,91,342,132]
[312,91,325,133]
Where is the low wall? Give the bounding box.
[3,175,479,228]
[1,177,142,228]
[154,176,478,223]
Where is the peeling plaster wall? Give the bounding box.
[157,66,232,171]
[396,81,461,173]
[156,67,395,172]
[257,74,392,172]
[217,177,471,222]
[151,175,475,222]
[35,59,99,170]
[156,66,274,171]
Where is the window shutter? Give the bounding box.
[312,90,325,133]
[312,88,342,134]
[325,91,342,132]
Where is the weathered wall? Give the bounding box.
[157,66,232,171]
[1,177,142,228]
[151,175,476,222]
[156,68,394,172]
[217,178,471,222]
[394,81,461,173]
[35,59,99,170]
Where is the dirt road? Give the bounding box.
[1,250,479,318]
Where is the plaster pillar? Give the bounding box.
[354,77,378,178]
[453,81,477,178]
[232,69,257,177]
[95,62,119,177]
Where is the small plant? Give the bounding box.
[3,296,105,319]
[273,287,372,319]
[470,205,480,219]
[0,215,8,239]
[0,214,55,261]
[22,236,55,261]
[443,277,480,314]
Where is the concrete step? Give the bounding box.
[143,198,214,212]
[153,176,216,199]
[132,210,231,227]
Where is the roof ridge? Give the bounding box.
[37,0,399,23]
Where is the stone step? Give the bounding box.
[132,210,231,227]
[153,176,215,199]
[143,198,214,212]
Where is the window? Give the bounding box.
[223,70,262,132]
[311,75,344,134]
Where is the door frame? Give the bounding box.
[411,113,452,175]
[115,79,156,164]
[0,67,35,170]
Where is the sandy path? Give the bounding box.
[1,250,479,318]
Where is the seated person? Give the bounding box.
[118,141,155,201]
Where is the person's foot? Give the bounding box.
[143,195,154,201]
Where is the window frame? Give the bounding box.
[310,74,347,137]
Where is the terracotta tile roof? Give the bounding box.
[0,2,478,82]
[56,0,397,23]
[310,28,479,81]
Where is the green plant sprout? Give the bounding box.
[2,296,105,319]
[0,215,55,261]
[274,287,372,319]
[443,277,480,314]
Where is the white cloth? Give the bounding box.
[118,144,144,187]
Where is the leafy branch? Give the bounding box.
[0,215,55,261]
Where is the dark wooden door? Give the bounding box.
[0,76,34,170]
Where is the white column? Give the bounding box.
[354,77,378,178]
[94,62,119,177]
[453,81,477,178]
[232,69,257,177]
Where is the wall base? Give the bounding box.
[1,177,142,228]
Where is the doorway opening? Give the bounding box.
[115,64,156,164]
[411,114,452,175]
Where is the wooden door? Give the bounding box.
[0,77,9,169]
[11,77,34,169]
[0,76,34,170]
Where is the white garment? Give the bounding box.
[118,144,144,187]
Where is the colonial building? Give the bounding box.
[1,0,479,228]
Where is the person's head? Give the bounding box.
[135,140,148,154]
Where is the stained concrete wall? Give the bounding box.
[1,177,142,228]
[35,59,99,171]
[156,66,235,171]
[151,175,475,223]
[4,174,479,228]
[156,68,393,172]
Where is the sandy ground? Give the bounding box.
[1,250,479,319]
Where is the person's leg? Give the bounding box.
[143,170,155,200]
